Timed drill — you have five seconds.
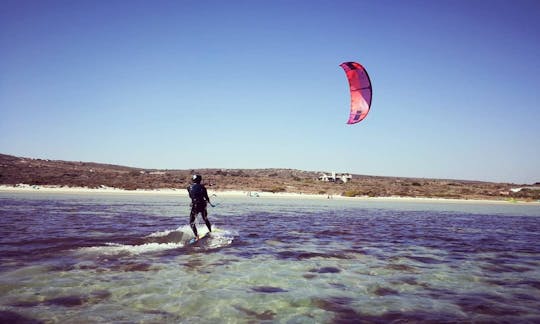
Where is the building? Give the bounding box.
[318,172,353,183]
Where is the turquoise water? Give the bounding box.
[0,192,539,323]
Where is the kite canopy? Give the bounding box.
[340,62,372,124]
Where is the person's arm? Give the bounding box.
[203,187,210,203]
[203,187,215,207]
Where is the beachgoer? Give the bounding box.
[187,174,212,240]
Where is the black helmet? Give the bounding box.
[191,174,202,183]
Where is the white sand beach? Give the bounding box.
[1,184,538,205]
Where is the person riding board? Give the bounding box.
[187,174,213,241]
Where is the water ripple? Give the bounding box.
[0,193,539,322]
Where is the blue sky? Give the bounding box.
[1,0,539,184]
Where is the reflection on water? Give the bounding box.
[0,192,539,323]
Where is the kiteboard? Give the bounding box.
[188,231,210,245]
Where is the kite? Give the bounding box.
[340,62,372,124]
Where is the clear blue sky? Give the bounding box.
[1,0,539,184]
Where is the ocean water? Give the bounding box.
[0,192,539,323]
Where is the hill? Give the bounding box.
[1,153,538,201]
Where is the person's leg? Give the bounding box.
[189,208,198,238]
[201,209,212,232]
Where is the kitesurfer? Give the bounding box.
[187,174,212,240]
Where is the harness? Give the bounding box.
[189,183,207,205]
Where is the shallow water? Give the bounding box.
[1,192,539,323]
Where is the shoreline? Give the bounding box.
[1,184,538,206]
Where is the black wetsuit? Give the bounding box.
[187,183,212,237]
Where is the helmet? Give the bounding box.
[191,174,202,183]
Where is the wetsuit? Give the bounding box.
[187,183,212,238]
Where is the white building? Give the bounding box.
[510,186,540,193]
[318,172,353,183]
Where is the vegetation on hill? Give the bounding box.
[1,153,538,201]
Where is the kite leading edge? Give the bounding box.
[340,62,372,125]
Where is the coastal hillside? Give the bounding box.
[0,153,538,201]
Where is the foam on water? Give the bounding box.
[75,225,235,256]
[77,241,186,255]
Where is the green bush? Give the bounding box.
[343,190,363,197]
[511,189,540,200]
[264,186,286,193]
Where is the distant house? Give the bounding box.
[510,186,540,193]
[318,172,352,183]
